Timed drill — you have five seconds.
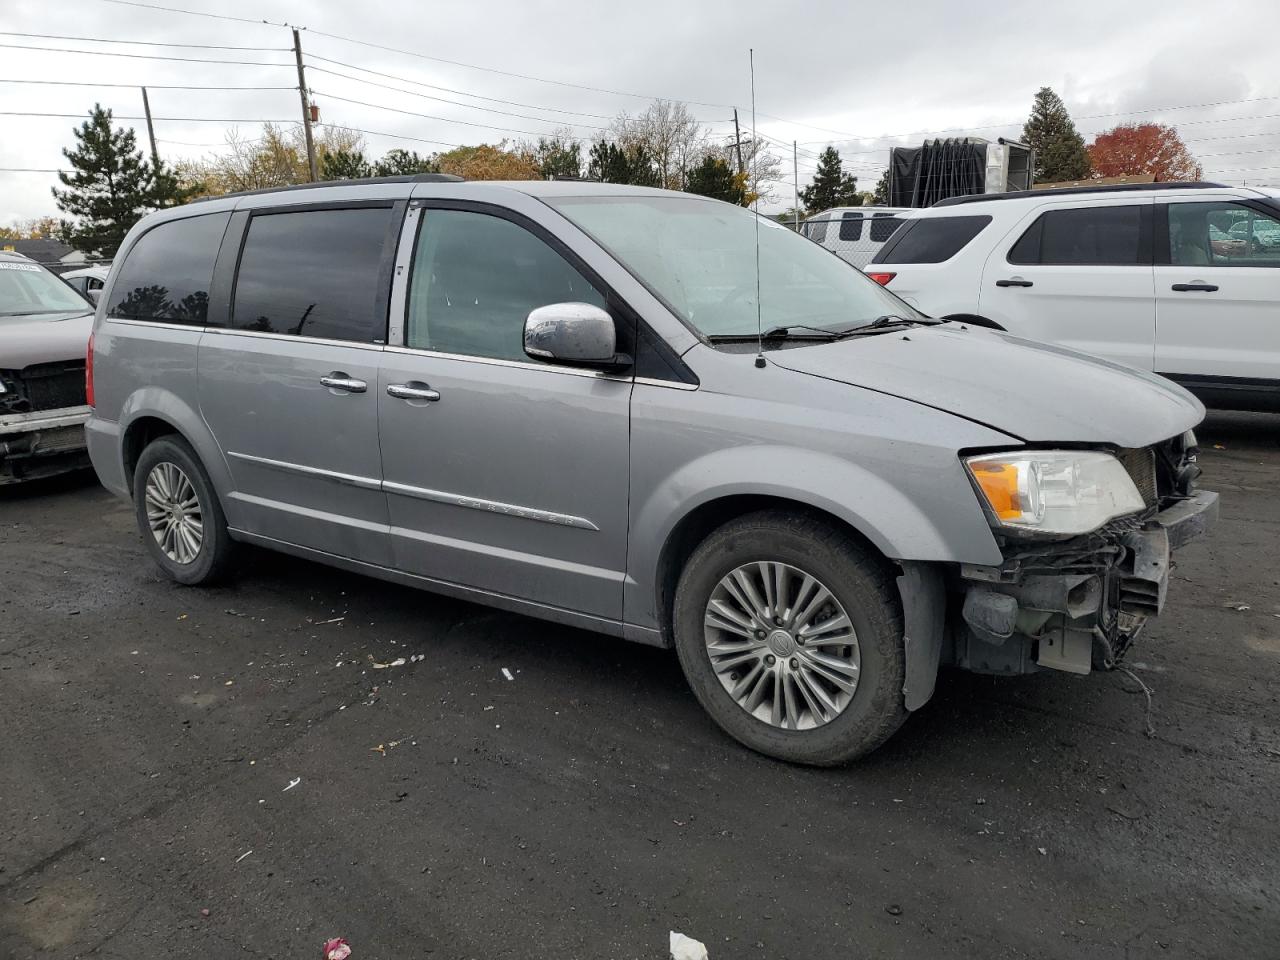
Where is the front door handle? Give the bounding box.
[995,278,1034,288]
[320,373,367,393]
[387,382,441,402]
[1171,282,1219,292]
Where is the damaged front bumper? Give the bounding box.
[0,405,92,483]
[953,490,1219,676]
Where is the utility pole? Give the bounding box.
[292,28,318,182]
[793,141,800,229]
[140,86,160,171]
[732,108,745,175]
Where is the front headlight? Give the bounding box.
[965,450,1146,535]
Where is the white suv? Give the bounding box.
[865,183,1280,412]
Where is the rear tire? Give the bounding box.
[673,509,907,765]
[132,435,234,585]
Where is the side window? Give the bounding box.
[232,206,395,342]
[87,277,104,291]
[406,208,606,362]
[807,220,829,245]
[1168,201,1280,267]
[872,215,992,264]
[869,215,903,243]
[838,214,863,242]
[1008,205,1145,266]
[108,212,230,324]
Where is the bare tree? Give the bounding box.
[176,123,366,196]
[705,134,782,203]
[611,100,709,191]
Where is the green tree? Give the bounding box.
[799,147,859,213]
[372,148,440,176]
[684,155,746,204]
[587,141,658,186]
[872,169,889,205]
[321,148,372,181]
[52,104,197,257]
[529,135,582,179]
[1022,87,1091,183]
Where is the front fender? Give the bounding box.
[624,443,1002,631]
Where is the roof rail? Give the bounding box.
[191,172,464,203]
[931,181,1228,207]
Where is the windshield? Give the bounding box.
[547,195,923,338]
[0,260,91,318]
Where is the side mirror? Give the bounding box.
[87,288,102,305]
[523,302,629,369]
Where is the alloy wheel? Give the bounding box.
[144,461,204,565]
[703,561,861,730]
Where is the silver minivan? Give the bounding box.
[86,176,1218,764]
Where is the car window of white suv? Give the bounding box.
[1168,202,1280,267]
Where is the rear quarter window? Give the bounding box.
[871,215,992,264]
[108,212,230,324]
[869,215,904,243]
[838,214,862,242]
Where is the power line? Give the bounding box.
[1,110,297,123]
[303,56,615,121]
[89,0,736,109]
[315,122,464,150]
[0,41,294,67]
[305,65,613,128]
[0,77,296,91]
[0,30,289,51]
[310,90,610,137]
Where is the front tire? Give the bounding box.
[132,435,234,585]
[673,509,907,765]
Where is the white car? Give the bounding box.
[865,183,1280,412]
[61,264,110,302]
[800,206,912,268]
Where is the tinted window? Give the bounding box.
[1008,205,1145,266]
[108,212,229,324]
[872,215,992,264]
[232,207,394,342]
[1168,201,1280,267]
[869,215,903,243]
[406,209,605,361]
[838,214,862,242]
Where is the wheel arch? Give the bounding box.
[117,388,234,511]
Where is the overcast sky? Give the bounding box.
[3,0,1278,223]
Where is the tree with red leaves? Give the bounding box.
[1087,123,1204,181]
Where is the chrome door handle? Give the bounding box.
[320,374,368,393]
[387,382,441,402]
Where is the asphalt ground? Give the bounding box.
[1,411,1277,960]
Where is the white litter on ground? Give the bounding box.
[501,667,514,681]
[283,777,301,792]
[670,931,709,960]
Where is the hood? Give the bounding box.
[768,324,1203,449]
[0,310,94,369]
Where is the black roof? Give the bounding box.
[932,181,1228,207]
[191,172,464,203]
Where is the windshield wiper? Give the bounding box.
[842,314,945,334]
[761,324,845,340]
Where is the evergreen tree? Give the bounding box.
[52,104,197,257]
[799,147,859,213]
[872,169,890,205]
[684,155,746,204]
[587,141,658,186]
[372,148,440,176]
[321,148,373,181]
[531,136,582,180]
[1022,87,1091,183]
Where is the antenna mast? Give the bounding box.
[750,49,765,369]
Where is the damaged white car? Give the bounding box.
[0,252,95,483]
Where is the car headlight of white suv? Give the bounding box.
[965,450,1146,535]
